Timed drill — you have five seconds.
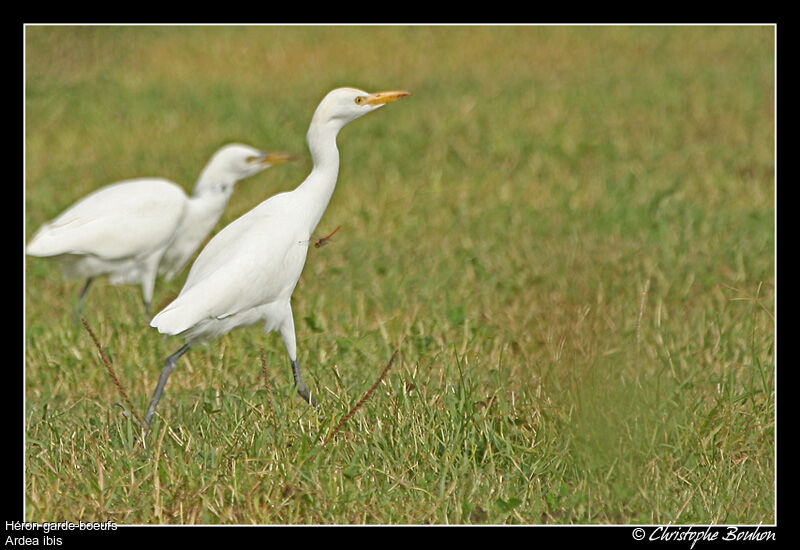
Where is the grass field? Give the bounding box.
[24,25,775,525]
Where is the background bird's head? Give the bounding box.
[195,144,294,195]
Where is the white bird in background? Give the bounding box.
[147,87,410,425]
[26,144,293,314]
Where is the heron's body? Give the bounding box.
[147,87,410,424]
[26,144,291,313]
[153,191,311,342]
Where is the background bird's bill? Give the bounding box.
[250,151,295,166]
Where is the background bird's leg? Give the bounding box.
[79,277,94,302]
[279,311,317,407]
[141,256,161,317]
[72,277,93,323]
[77,277,93,309]
[144,343,191,425]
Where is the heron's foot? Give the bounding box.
[143,405,157,427]
[296,379,318,407]
[291,359,317,407]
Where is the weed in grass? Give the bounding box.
[324,348,398,446]
[80,317,148,434]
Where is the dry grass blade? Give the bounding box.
[635,276,651,368]
[324,348,398,446]
[80,317,148,432]
[260,347,277,430]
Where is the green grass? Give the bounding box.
[24,25,774,524]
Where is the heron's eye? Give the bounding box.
[355,96,364,105]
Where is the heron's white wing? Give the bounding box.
[27,179,187,260]
[151,193,309,335]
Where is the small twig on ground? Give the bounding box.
[81,317,148,432]
[324,348,398,446]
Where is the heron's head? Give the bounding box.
[310,87,411,130]
[196,144,294,195]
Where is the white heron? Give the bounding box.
[146,87,410,425]
[26,144,293,314]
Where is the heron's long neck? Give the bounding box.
[297,120,342,232]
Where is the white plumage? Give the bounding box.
[152,193,306,338]
[146,87,410,424]
[26,144,292,313]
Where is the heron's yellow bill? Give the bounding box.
[365,90,411,106]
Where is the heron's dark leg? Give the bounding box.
[279,308,316,407]
[292,358,317,407]
[144,343,190,426]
